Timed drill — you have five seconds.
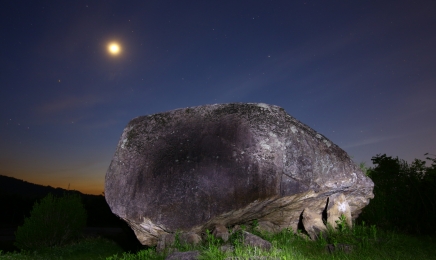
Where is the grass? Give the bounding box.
[0,236,124,260]
[1,223,435,260]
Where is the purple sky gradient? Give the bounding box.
[1,1,435,194]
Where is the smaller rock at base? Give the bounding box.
[165,251,200,260]
[242,231,272,251]
[213,224,229,242]
[327,193,352,229]
[157,233,176,253]
[179,232,202,246]
[256,221,279,234]
[302,207,327,240]
[230,225,242,234]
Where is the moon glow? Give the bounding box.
[107,42,121,55]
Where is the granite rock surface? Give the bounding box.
[105,103,374,245]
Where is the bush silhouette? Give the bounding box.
[14,193,87,251]
[359,154,436,234]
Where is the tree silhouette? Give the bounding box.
[359,154,436,234]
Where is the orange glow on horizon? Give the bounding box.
[2,173,104,196]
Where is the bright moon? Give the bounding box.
[107,43,121,55]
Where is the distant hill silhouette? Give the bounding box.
[0,175,123,228]
[0,175,83,199]
[0,175,144,253]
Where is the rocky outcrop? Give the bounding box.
[326,193,352,229]
[241,231,272,251]
[301,192,353,240]
[105,103,374,246]
[302,207,327,240]
[213,224,230,242]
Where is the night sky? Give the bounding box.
[1,1,435,195]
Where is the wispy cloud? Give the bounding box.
[37,94,106,115]
[342,134,405,149]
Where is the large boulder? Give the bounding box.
[105,103,374,246]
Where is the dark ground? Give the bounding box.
[0,175,148,254]
[0,225,147,253]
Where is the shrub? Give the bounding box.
[14,192,87,251]
[359,154,436,234]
